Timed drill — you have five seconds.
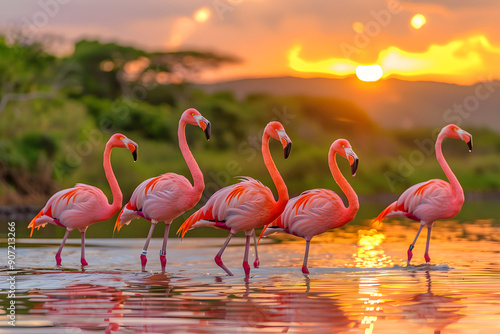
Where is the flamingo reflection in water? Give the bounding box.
[404,271,465,334]
[29,284,125,333]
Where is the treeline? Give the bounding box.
[1,36,500,207]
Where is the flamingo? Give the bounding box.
[28,133,138,266]
[372,124,472,265]
[114,108,210,272]
[177,121,292,277]
[261,139,359,274]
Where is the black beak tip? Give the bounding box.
[351,158,359,177]
[284,142,292,159]
[132,147,138,161]
[204,122,211,141]
[467,140,472,152]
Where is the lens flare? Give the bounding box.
[352,21,365,33]
[411,14,426,29]
[194,7,211,23]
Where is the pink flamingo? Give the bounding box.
[177,121,292,277]
[114,108,210,272]
[28,133,138,266]
[372,124,472,265]
[261,139,359,274]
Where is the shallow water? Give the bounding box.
[1,220,500,333]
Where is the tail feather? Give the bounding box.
[177,208,204,239]
[114,205,140,234]
[259,225,285,242]
[371,201,398,229]
[28,209,54,237]
[28,209,44,237]
[258,216,284,243]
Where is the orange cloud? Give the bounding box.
[289,35,500,85]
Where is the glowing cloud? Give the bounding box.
[288,35,500,85]
[288,46,357,77]
[411,14,426,29]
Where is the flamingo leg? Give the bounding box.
[252,229,260,268]
[55,229,70,266]
[160,222,171,273]
[243,230,252,277]
[424,226,432,264]
[215,232,235,276]
[141,222,156,272]
[408,224,425,265]
[302,238,311,274]
[80,230,88,267]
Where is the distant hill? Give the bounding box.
[197,76,500,131]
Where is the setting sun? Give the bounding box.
[355,65,384,82]
[411,14,426,29]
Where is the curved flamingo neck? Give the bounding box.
[262,132,288,214]
[435,133,463,199]
[103,143,123,217]
[178,119,204,200]
[329,149,359,219]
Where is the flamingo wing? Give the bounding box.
[373,179,456,228]
[117,173,193,229]
[178,177,275,236]
[397,179,457,221]
[29,184,108,235]
[274,189,346,238]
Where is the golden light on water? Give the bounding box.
[194,7,211,23]
[352,229,393,268]
[411,14,426,29]
[355,65,383,82]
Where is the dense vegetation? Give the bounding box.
[2,36,500,238]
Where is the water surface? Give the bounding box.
[1,220,499,333]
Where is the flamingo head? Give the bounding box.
[443,124,473,152]
[266,121,292,159]
[110,133,138,161]
[182,108,211,140]
[332,139,359,176]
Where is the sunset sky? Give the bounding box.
[2,0,500,85]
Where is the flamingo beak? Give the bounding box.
[457,129,473,152]
[131,144,138,161]
[122,138,138,161]
[344,147,359,176]
[277,130,292,159]
[194,115,211,141]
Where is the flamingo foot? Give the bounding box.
[424,253,431,264]
[140,254,147,272]
[215,255,234,276]
[253,258,260,268]
[55,254,62,266]
[302,266,309,274]
[160,255,167,273]
[243,261,251,277]
[81,258,88,267]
